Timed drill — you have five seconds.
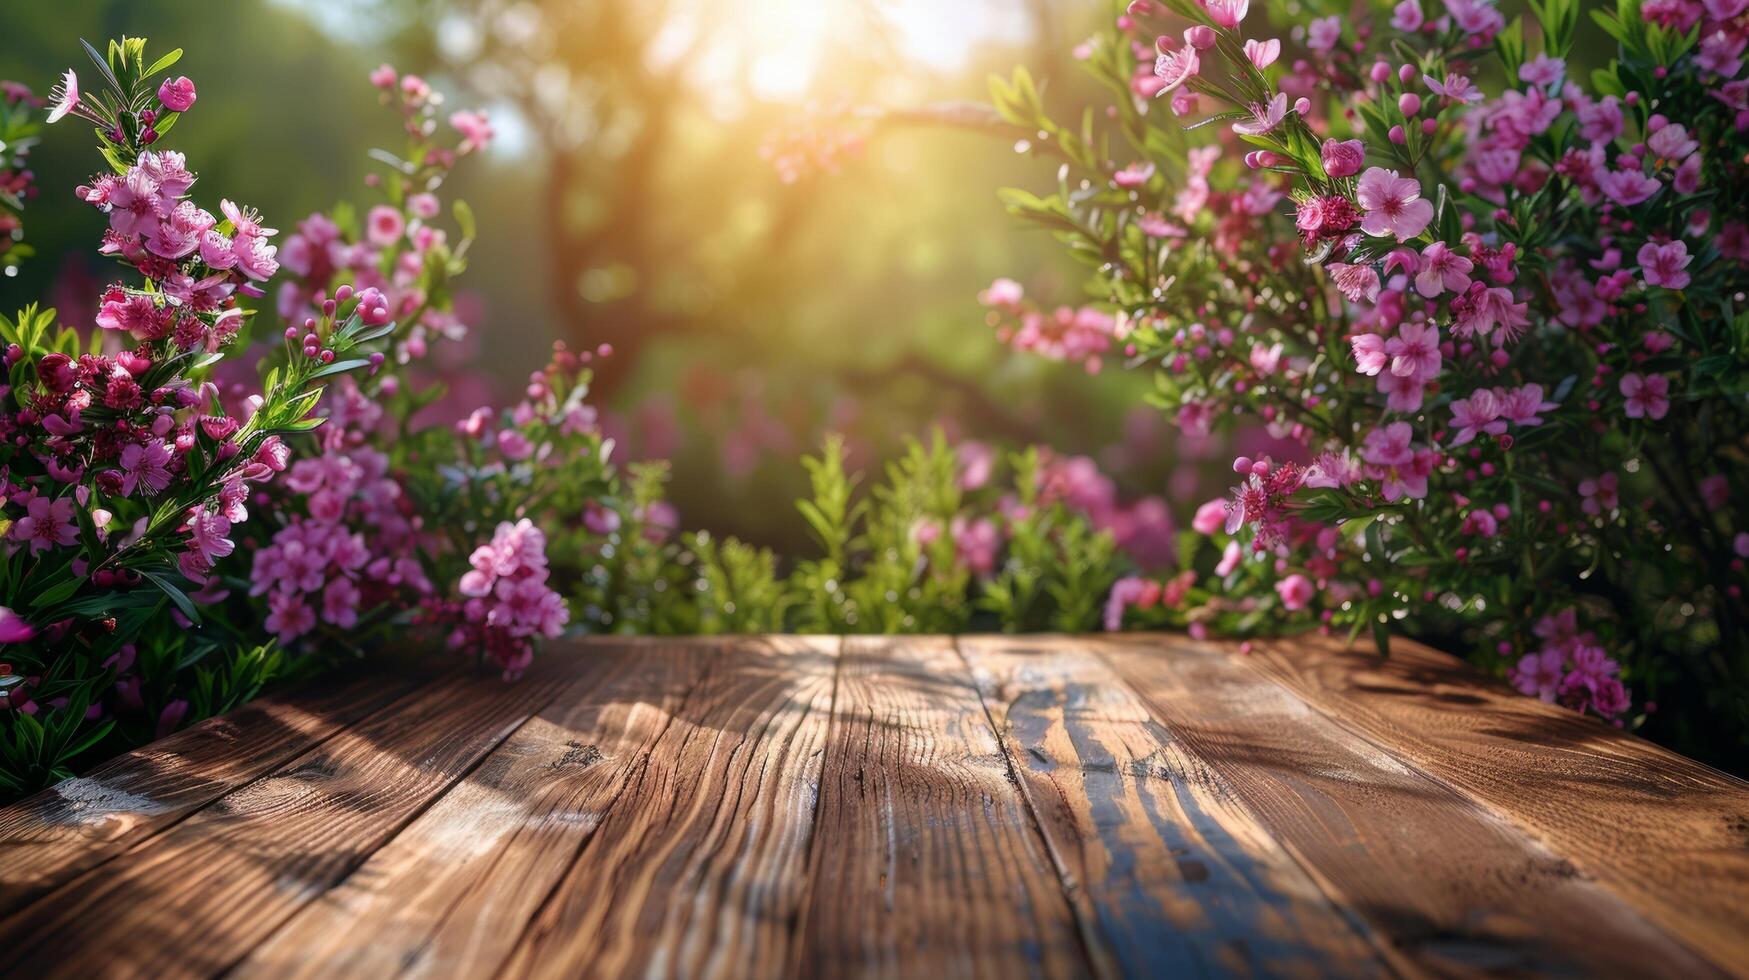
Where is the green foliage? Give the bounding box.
[573,433,1142,637]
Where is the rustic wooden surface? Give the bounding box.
[0,633,1743,979]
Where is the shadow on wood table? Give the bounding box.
[0,633,1743,979]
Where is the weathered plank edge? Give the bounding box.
[0,666,436,915]
[1226,630,1749,974]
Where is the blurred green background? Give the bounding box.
[1,0,1213,551]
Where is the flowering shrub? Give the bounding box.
[221,62,600,682]
[0,38,400,793]
[0,41,590,795]
[984,0,1749,757]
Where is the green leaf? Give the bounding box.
[1371,618,1393,658]
[306,357,372,381]
[452,199,476,242]
[139,569,200,624]
[142,48,183,79]
[79,38,126,100]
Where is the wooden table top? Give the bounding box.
[0,633,1744,979]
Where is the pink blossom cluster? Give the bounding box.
[248,442,432,644]
[979,279,1119,374]
[443,519,568,679]
[1029,450,1176,570]
[77,152,277,316]
[276,64,489,366]
[1510,610,1632,723]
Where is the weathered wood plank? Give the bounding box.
[499,636,837,980]
[0,658,575,979]
[796,636,1091,979]
[1097,633,1723,978]
[1235,631,1749,973]
[958,635,1391,978]
[229,641,705,979]
[0,668,424,917]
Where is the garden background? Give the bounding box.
[1,0,1222,552]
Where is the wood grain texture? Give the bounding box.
[0,633,1740,979]
[0,660,572,980]
[0,669,421,917]
[499,636,838,980]
[796,636,1090,979]
[958,635,1391,978]
[1096,633,1724,978]
[229,642,705,979]
[1235,631,1749,973]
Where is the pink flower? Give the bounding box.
[1244,38,1281,69]
[1113,162,1155,189]
[1232,93,1289,136]
[232,232,280,282]
[366,205,406,247]
[118,440,173,496]
[1202,0,1249,28]
[11,497,77,554]
[322,577,361,629]
[265,591,317,643]
[1329,262,1381,303]
[1415,242,1472,298]
[450,110,494,152]
[1518,54,1564,88]
[1192,497,1228,535]
[157,76,197,112]
[1385,321,1441,380]
[1448,389,1507,446]
[1647,123,1698,162]
[1462,509,1499,536]
[1579,473,1619,515]
[1637,240,1692,290]
[1357,169,1434,241]
[1577,96,1623,142]
[980,278,1024,309]
[369,63,398,89]
[952,516,999,576]
[1304,451,1364,489]
[1618,372,1670,420]
[1104,576,1160,631]
[1425,73,1483,105]
[1497,384,1558,426]
[1153,46,1201,95]
[1392,0,1425,30]
[1599,169,1661,207]
[46,69,78,124]
[1215,539,1244,576]
[1320,139,1365,179]
[1274,574,1315,611]
[1361,423,1434,501]
[497,429,534,460]
[185,508,236,565]
[1374,372,1425,413]
[146,201,215,260]
[1306,16,1342,54]
[1513,650,1565,701]
[0,607,33,644]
